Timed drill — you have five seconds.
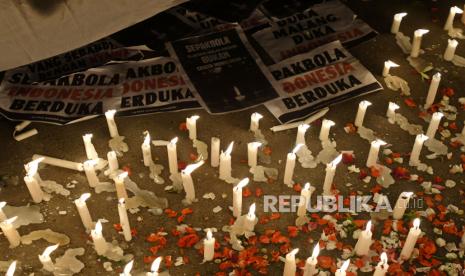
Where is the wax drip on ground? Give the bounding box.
[124,177,168,210]
[357,126,377,142]
[384,75,411,96]
[249,165,278,182]
[53,248,85,276]
[100,240,133,262]
[168,173,183,192]
[391,113,423,135]
[448,28,465,39]
[395,32,412,54]
[296,145,317,168]
[40,180,70,197]
[225,215,258,251]
[372,164,395,188]
[108,136,129,157]
[3,205,44,228]
[20,229,70,246]
[316,140,340,165]
[149,163,165,184]
[192,139,208,161]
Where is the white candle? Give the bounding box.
[147,257,162,276]
[319,119,335,142]
[400,218,421,260]
[39,244,58,272]
[243,203,257,232]
[114,172,129,200]
[323,154,342,195]
[444,39,458,61]
[425,72,441,109]
[219,142,234,180]
[105,109,119,138]
[232,178,249,218]
[181,160,205,202]
[297,183,312,217]
[354,100,372,127]
[373,252,389,276]
[91,220,108,255]
[0,202,7,221]
[107,151,119,175]
[118,198,132,242]
[335,260,350,276]
[250,112,263,132]
[283,248,299,276]
[391,12,407,34]
[295,124,310,145]
[167,137,178,175]
[83,160,99,187]
[444,6,463,31]
[410,29,429,58]
[203,229,215,261]
[23,160,44,203]
[393,192,414,220]
[382,60,400,77]
[6,260,16,276]
[120,260,134,276]
[32,154,83,171]
[409,134,428,166]
[141,132,153,167]
[386,102,400,121]
[83,134,99,160]
[74,193,94,230]
[247,142,262,168]
[211,137,220,167]
[0,217,20,248]
[354,221,373,256]
[303,243,319,276]
[186,115,200,140]
[426,112,444,139]
[283,144,303,186]
[366,139,387,167]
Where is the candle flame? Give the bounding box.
[26,157,44,176]
[151,256,162,273]
[95,220,102,234]
[311,243,320,258]
[6,260,16,276]
[452,6,464,14]
[183,160,205,175]
[365,221,372,232]
[248,141,262,148]
[402,192,414,200]
[416,134,428,143]
[394,12,407,19]
[416,29,429,36]
[83,133,93,141]
[252,112,263,120]
[292,143,304,154]
[373,139,387,146]
[388,102,400,110]
[303,182,310,191]
[41,244,59,258]
[385,60,400,68]
[448,39,459,46]
[413,218,420,229]
[248,203,256,217]
[117,171,128,181]
[225,142,234,156]
[339,259,350,272]
[432,112,444,119]
[188,115,200,121]
[123,260,134,275]
[207,229,213,240]
[323,119,335,127]
[330,154,343,168]
[0,201,6,209]
[84,159,98,167]
[380,252,388,264]
[288,248,299,256]
[235,178,249,191]
[170,137,178,145]
[119,198,126,205]
[104,109,116,118]
[79,193,91,202]
[4,216,17,225]
[298,123,310,131]
[360,100,372,108]
[144,132,151,145]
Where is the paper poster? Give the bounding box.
[265,40,382,123]
[252,0,377,62]
[167,26,279,114]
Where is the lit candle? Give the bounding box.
[167,137,178,175]
[203,229,215,261]
[83,160,99,187]
[6,260,16,276]
[118,198,132,242]
[243,203,257,232]
[354,100,372,127]
[400,218,421,260]
[250,112,263,132]
[335,259,350,276]
[83,134,99,160]
[23,160,44,203]
[297,183,312,217]
[283,144,303,186]
[32,155,83,171]
[0,202,6,221]
[181,160,205,202]
[444,39,458,61]
[410,29,429,58]
[91,220,108,255]
[303,243,320,276]
[426,112,444,138]
[39,244,58,272]
[232,178,249,217]
[211,137,220,167]
[219,142,234,180]
[283,248,299,276]
[105,109,119,138]
[373,252,389,276]
[382,60,399,77]
[391,12,407,34]
[141,132,153,167]
[444,6,463,31]
[425,72,441,109]
[409,134,428,166]
[323,154,342,195]
[114,172,129,200]
[107,151,119,175]
[247,142,262,168]
[186,115,200,140]
[296,124,310,145]
[393,192,414,220]
[319,119,335,142]
[120,260,134,276]
[147,257,162,276]
[0,217,20,248]
[366,139,387,167]
[354,221,373,256]
[74,193,94,230]
[386,102,400,121]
